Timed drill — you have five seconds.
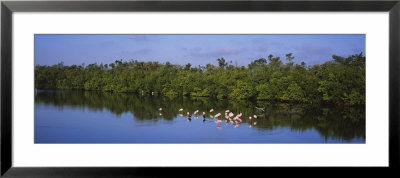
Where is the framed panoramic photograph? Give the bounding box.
[1,0,399,177]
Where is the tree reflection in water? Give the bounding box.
[35,90,365,142]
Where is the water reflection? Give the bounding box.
[35,90,365,142]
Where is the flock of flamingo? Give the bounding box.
[158,107,259,130]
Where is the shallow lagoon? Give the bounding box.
[35,90,365,143]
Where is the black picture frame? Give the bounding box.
[1,0,399,177]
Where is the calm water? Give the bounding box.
[35,90,365,143]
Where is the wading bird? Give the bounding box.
[255,107,265,112]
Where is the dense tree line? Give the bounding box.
[35,53,365,105]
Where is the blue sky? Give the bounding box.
[35,34,365,67]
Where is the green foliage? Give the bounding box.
[343,89,364,105]
[217,57,227,69]
[281,83,305,101]
[256,83,274,100]
[34,53,365,105]
[230,81,256,100]
[285,53,295,62]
